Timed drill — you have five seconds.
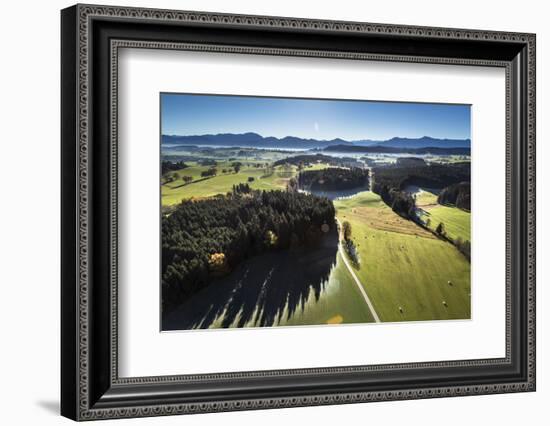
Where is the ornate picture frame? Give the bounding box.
[61,4,536,421]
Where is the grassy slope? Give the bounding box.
[162,162,330,206]
[335,191,471,322]
[424,206,471,242]
[162,160,373,326]
[414,189,471,242]
[414,188,439,207]
[163,158,470,324]
[215,252,376,328]
[280,253,375,326]
[162,163,287,205]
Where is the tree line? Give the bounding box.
[369,162,471,261]
[298,167,369,191]
[430,221,471,261]
[341,220,360,266]
[161,160,188,175]
[372,162,470,219]
[273,153,338,167]
[437,182,471,210]
[162,185,336,311]
[373,162,470,192]
[274,154,362,169]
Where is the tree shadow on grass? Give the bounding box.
[162,227,338,330]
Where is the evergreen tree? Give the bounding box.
[342,221,352,241]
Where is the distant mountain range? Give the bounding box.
[162,132,470,151]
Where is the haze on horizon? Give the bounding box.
[161,93,471,142]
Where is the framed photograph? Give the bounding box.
[61,4,536,421]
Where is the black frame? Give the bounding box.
[61,4,536,421]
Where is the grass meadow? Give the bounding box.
[162,161,330,205]
[414,188,471,242]
[162,154,471,326]
[335,191,471,322]
[280,253,377,326]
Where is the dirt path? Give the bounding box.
[335,218,381,323]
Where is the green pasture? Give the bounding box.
[212,253,376,329]
[408,188,471,242]
[333,191,386,210]
[424,205,471,242]
[161,161,331,206]
[413,188,439,207]
[162,150,471,325]
[281,253,376,326]
[335,191,471,322]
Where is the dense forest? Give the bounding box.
[395,157,426,167]
[298,167,370,191]
[162,185,336,311]
[372,162,470,219]
[438,182,471,210]
[373,162,470,192]
[273,153,361,168]
[273,153,335,167]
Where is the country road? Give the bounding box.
[335,218,381,323]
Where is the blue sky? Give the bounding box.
[161,93,471,141]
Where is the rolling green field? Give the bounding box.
[162,161,330,206]
[281,253,376,326]
[162,156,377,326]
[335,191,471,322]
[206,252,376,329]
[162,151,471,325]
[162,164,287,205]
[424,205,471,242]
[412,188,471,242]
[413,188,439,207]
